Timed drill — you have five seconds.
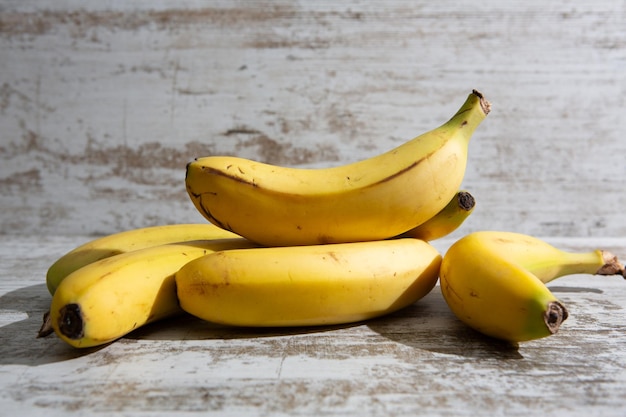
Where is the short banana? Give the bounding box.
[175,238,442,327]
[439,231,625,342]
[46,223,240,295]
[398,190,475,241]
[185,90,490,246]
[49,238,256,348]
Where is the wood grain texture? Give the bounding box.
[1,236,626,416]
[0,0,624,237]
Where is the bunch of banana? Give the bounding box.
[43,194,467,348]
[42,87,626,349]
[43,91,486,348]
[185,90,490,246]
[439,231,625,343]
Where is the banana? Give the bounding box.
[439,231,625,342]
[49,238,256,348]
[398,190,475,241]
[185,90,490,246]
[175,238,442,327]
[46,223,240,295]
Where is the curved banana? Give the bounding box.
[175,238,442,327]
[439,231,625,342]
[186,90,490,246]
[49,238,256,348]
[46,223,240,295]
[398,190,475,241]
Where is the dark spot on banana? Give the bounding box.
[58,303,85,340]
[373,160,421,185]
[203,166,256,187]
[317,234,333,244]
[327,252,340,262]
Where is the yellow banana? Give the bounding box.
[398,190,475,241]
[185,90,490,246]
[46,223,240,295]
[175,238,442,327]
[49,238,256,348]
[439,231,625,343]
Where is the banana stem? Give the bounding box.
[536,250,625,284]
[597,250,626,278]
[447,90,491,131]
[472,89,492,115]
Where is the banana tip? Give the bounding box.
[36,310,54,338]
[58,303,85,340]
[544,301,568,334]
[457,191,476,211]
[472,89,491,115]
[597,251,626,277]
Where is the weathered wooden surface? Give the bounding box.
[1,2,626,416]
[1,0,625,237]
[1,236,626,416]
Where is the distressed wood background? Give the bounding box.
[2,3,626,416]
[1,0,625,238]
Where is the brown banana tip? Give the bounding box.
[37,310,54,338]
[596,251,626,278]
[544,301,568,335]
[457,191,476,211]
[472,89,491,115]
[58,303,85,340]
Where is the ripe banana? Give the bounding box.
[439,231,625,342]
[49,238,256,348]
[175,238,442,327]
[185,90,490,246]
[46,223,240,295]
[398,190,475,241]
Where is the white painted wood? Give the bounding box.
[1,235,626,416]
[0,1,624,237]
[1,3,626,413]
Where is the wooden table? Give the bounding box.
[2,235,625,416]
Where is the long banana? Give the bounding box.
[439,231,625,342]
[46,223,240,295]
[49,238,256,348]
[185,90,490,246]
[398,190,475,241]
[175,238,442,327]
